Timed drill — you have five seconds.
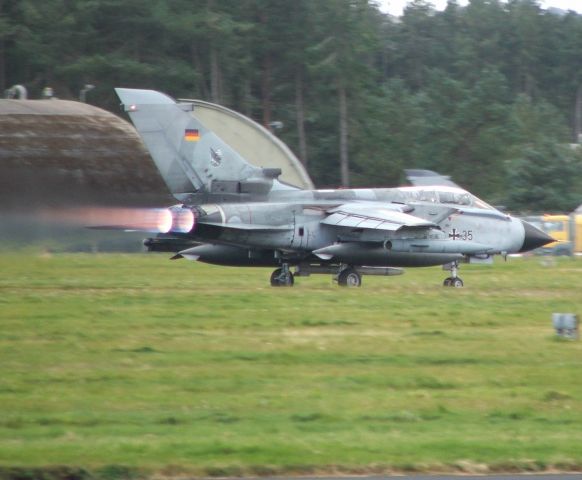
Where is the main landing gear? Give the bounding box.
[270,264,294,287]
[270,264,364,287]
[443,262,463,288]
[337,266,362,287]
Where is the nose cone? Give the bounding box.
[519,220,555,253]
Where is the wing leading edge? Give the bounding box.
[321,202,437,232]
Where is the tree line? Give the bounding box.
[2,0,582,211]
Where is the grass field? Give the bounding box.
[1,252,581,477]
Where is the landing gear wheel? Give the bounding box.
[451,277,464,288]
[443,261,463,287]
[443,277,463,288]
[338,268,362,287]
[270,268,294,287]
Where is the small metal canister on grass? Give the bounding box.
[552,313,579,339]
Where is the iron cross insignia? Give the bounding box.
[449,228,461,240]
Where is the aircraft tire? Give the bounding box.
[338,268,362,287]
[451,277,464,288]
[270,268,294,287]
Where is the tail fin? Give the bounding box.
[115,88,269,201]
[405,169,461,188]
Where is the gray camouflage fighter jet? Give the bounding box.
[114,88,553,287]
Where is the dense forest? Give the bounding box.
[2,0,582,211]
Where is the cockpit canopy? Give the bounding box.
[396,186,495,210]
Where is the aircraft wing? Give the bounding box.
[321,203,437,231]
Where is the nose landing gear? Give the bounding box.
[443,277,464,287]
[443,262,463,287]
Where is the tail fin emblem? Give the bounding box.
[184,129,200,142]
[210,147,223,167]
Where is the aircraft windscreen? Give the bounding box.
[437,190,471,206]
[436,189,496,210]
[471,196,496,210]
[398,187,496,210]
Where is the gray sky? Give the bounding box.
[377,0,582,16]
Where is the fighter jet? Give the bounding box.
[113,88,553,288]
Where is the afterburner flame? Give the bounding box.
[156,209,173,233]
[173,208,195,233]
[40,206,177,233]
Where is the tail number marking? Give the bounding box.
[449,229,473,241]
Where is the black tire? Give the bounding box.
[338,268,362,287]
[443,277,453,287]
[270,268,294,287]
[451,277,464,288]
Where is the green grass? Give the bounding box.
[1,252,582,476]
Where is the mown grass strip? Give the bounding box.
[0,253,581,477]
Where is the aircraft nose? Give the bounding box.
[519,219,555,253]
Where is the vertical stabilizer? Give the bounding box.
[115,88,262,199]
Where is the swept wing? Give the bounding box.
[321,202,437,232]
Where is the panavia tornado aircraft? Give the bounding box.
[113,88,553,287]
